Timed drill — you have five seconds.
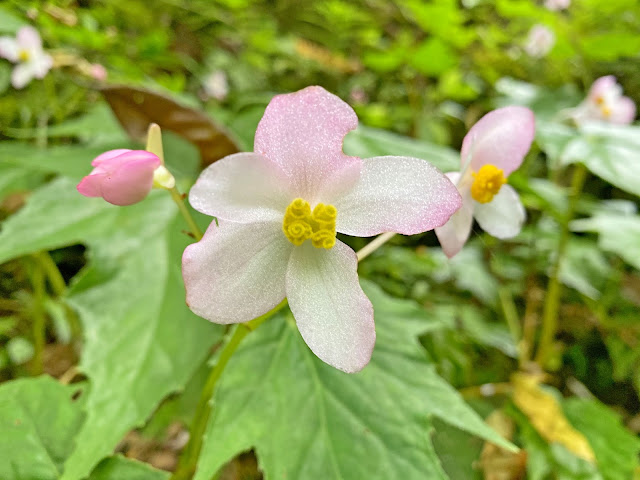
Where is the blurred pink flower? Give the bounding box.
[90,63,107,82]
[77,149,162,206]
[524,24,555,58]
[572,76,636,125]
[435,107,536,258]
[203,70,229,101]
[544,0,570,11]
[0,26,53,89]
[349,86,368,104]
[182,86,461,372]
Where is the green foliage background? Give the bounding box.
[0,1,639,479]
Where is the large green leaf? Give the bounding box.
[194,280,514,480]
[88,456,169,480]
[571,213,640,270]
[0,376,85,480]
[0,178,175,264]
[564,398,640,480]
[344,125,459,173]
[560,123,640,197]
[61,214,222,480]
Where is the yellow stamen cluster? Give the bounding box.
[470,164,507,204]
[282,198,337,249]
[18,49,30,62]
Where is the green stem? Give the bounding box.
[29,261,46,375]
[34,252,66,296]
[498,286,523,367]
[535,163,587,366]
[171,299,289,480]
[169,187,204,241]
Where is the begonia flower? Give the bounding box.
[544,0,570,11]
[571,76,636,125]
[77,149,174,206]
[0,26,53,89]
[182,86,462,373]
[524,24,555,58]
[435,106,535,258]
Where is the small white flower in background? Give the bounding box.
[203,70,229,101]
[544,0,570,11]
[524,24,555,58]
[571,76,636,125]
[89,63,107,82]
[349,86,368,104]
[0,26,53,89]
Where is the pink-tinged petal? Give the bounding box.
[189,152,292,223]
[588,76,617,102]
[332,156,462,237]
[77,173,107,198]
[461,106,535,176]
[254,86,362,203]
[434,172,474,258]
[473,185,525,239]
[286,241,374,373]
[0,37,19,62]
[91,149,133,167]
[99,153,160,206]
[11,63,34,89]
[183,221,292,324]
[17,26,42,50]
[610,96,636,125]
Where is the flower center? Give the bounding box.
[18,49,30,62]
[470,164,507,204]
[282,198,337,249]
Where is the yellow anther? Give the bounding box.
[601,106,612,118]
[282,198,337,249]
[595,95,604,105]
[18,49,30,62]
[470,164,507,204]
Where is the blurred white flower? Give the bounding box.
[0,26,53,89]
[524,24,555,58]
[544,0,570,11]
[203,70,229,101]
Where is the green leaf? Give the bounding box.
[0,7,26,33]
[88,456,169,480]
[571,212,640,270]
[411,38,459,76]
[0,142,130,182]
[0,178,175,264]
[61,215,222,480]
[561,123,640,197]
[0,376,85,480]
[559,239,611,299]
[563,398,640,480]
[344,125,459,173]
[194,279,514,480]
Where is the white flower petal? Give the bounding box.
[17,26,42,50]
[286,241,375,373]
[435,172,474,258]
[182,220,292,323]
[30,52,52,78]
[0,37,19,62]
[473,184,525,239]
[11,63,34,89]
[188,152,293,223]
[332,156,461,237]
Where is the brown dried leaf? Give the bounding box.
[512,373,595,462]
[101,86,240,167]
[479,410,527,480]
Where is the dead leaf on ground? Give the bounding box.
[102,85,240,167]
[512,373,595,463]
[479,410,527,480]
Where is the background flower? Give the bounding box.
[0,26,53,89]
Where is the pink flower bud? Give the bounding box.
[77,149,161,206]
[90,63,107,81]
[524,24,555,58]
